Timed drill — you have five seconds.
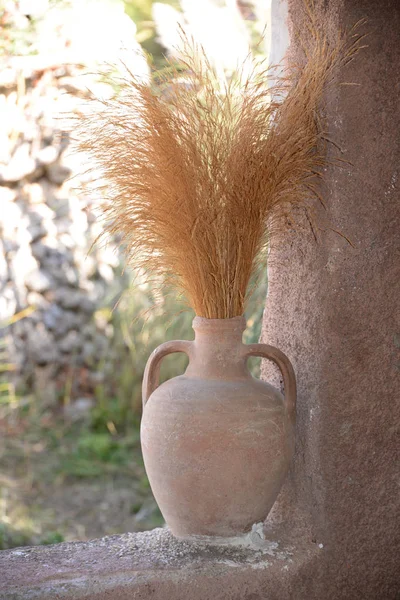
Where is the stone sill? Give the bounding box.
[0,527,319,600]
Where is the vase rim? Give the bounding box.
[192,315,246,330]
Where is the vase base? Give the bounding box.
[172,522,270,550]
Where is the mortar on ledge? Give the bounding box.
[178,522,286,551]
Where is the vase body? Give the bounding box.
[140,316,296,538]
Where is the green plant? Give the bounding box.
[39,531,65,545]
[0,522,34,550]
[123,0,180,64]
[0,308,35,422]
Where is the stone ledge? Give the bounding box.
[0,527,319,600]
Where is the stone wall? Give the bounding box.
[0,62,128,405]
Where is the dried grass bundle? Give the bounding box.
[76,7,363,319]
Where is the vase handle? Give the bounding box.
[244,343,296,423]
[142,340,192,408]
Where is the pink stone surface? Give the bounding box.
[0,527,317,599]
[261,0,400,597]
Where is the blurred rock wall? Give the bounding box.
[0,63,128,406]
[0,0,150,407]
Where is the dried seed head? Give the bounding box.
[74,9,364,318]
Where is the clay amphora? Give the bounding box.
[141,316,296,538]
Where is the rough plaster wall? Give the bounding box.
[261,0,400,597]
[263,0,400,598]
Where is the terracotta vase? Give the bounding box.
[141,316,296,538]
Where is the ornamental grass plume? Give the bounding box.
[76,6,364,319]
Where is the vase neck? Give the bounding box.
[185,316,249,380]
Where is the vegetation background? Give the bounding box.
[0,0,268,549]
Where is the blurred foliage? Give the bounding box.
[0,522,64,550]
[0,308,34,419]
[0,2,37,57]
[0,0,179,62]
[123,0,181,62]
[93,280,194,422]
